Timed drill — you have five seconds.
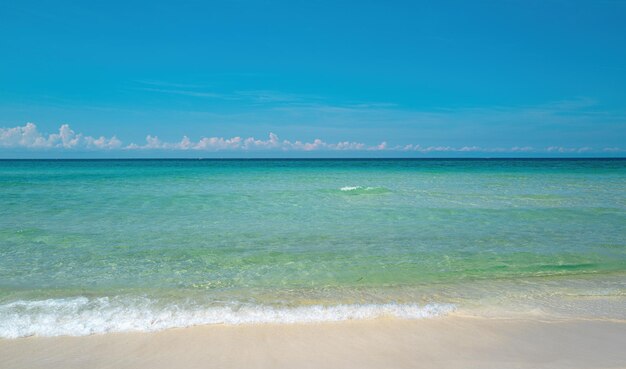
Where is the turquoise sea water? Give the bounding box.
[0,159,625,337]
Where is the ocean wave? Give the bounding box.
[0,297,454,338]
[339,186,390,194]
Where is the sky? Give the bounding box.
[1,0,625,158]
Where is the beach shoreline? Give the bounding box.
[2,160,624,368]
[2,316,625,369]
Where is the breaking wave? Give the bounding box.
[0,297,454,338]
[339,186,391,194]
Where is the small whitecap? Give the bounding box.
[339,186,391,194]
[340,186,361,191]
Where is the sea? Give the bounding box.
[0,159,624,338]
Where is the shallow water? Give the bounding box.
[0,159,624,337]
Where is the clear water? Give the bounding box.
[0,159,624,337]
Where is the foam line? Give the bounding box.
[0,297,455,338]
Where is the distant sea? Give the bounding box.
[0,159,624,338]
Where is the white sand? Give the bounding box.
[1,317,625,369]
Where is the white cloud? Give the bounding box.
[603,147,625,152]
[0,123,621,154]
[546,146,594,153]
[127,132,378,151]
[0,123,121,150]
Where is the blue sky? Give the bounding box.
[1,0,625,157]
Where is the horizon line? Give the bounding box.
[1,157,625,161]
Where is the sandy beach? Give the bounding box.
[1,316,625,369]
[3,0,626,364]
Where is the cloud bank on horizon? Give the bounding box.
[0,123,621,154]
[1,2,625,157]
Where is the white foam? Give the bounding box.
[0,297,455,338]
[339,186,389,192]
[340,186,362,191]
[340,186,382,191]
